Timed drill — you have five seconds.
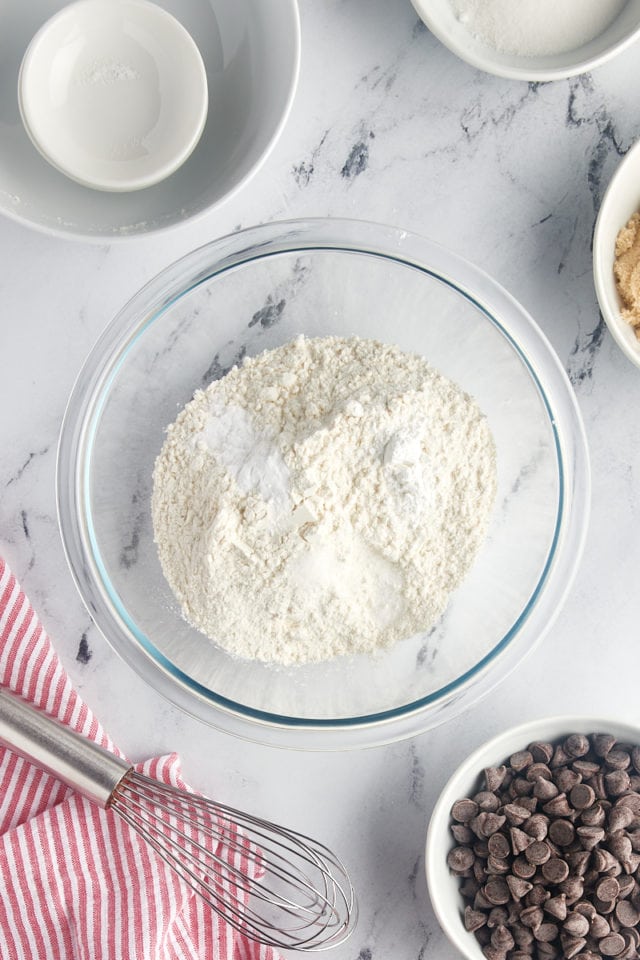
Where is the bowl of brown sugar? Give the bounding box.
[426,716,640,960]
[594,137,640,371]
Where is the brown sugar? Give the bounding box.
[614,211,640,339]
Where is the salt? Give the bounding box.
[450,0,627,58]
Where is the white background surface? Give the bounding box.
[2,2,640,958]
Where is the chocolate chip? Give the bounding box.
[487,906,509,928]
[525,841,551,866]
[520,905,544,930]
[615,794,640,817]
[609,834,633,861]
[615,899,640,927]
[592,848,619,874]
[512,855,537,879]
[576,825,606,849]
[475,790,502,812]
[480,945,506,960]
[488,833,511,859]
[606,751,632,771]
[606,770,632,797]
[619,876,637,900]
[562,911,589,938]
[597,877,621,901]
[524,814,550,840]
[484,877,511,905]
[528,744,553,767]
[565,850,591,877]
[600,932,627,956]
[472,812,507,838]
[608,804,635,833]
[507,875,533,901]
[534,922,558,942]
[590,913,611,938]
[573,901,597,920]
[447,847,476,870]
[544,894,567,921]
[491,924,515,950]
[543,794,573,817]
[451,823,474,844]
[581,802,608,826]
[528,766,554,787]
[548,819,575,846]
[541,858,570,884]
[486,854,510,875]
[560,933,587,958]
[595,895,617,915]
[558,877,584,905]
[510,751,533,773]
[510,777,534,799]
[534,778,560,801]
[484,766,508,792]
[564,735,590,758]
[464,906,487,932]
[551,746,571,769]
[555,768,582,794]
[502,803,532,826]
[510,827,535,855]
[572,759,601,777]
[593,734,617,758]
[569,783,596,810]
[526,884,550,907]
[451,798,479,822]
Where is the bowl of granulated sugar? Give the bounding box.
[56,219,590,750]
[411,0,640,81]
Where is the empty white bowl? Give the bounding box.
[594,136,640,370]
[18,0,208,192]
[1,0,300,238]
[425,716,640,960]
[411,0,640,82]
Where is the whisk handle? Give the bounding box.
[0,687,130,807]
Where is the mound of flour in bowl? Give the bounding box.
[151,336,497,665]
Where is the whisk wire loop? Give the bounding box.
[110,771,356,951]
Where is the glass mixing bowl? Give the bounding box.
[57,219,590,749]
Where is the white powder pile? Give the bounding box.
[450,0,627,57]
[152,336,497,665]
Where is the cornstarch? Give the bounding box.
[450,0,627,58]
[151,336,497,665]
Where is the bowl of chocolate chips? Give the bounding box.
[426,718,640,960]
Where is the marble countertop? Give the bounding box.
[2,1,640,957]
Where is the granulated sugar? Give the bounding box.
[151,336,497,665]
[450,0,627,57]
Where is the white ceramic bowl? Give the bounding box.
[18,0,208,192]
[411,0,640,82]
[594,137,640,371]
[426,716,640,960]
[1,0,300,238]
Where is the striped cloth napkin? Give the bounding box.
[0,557,278,960]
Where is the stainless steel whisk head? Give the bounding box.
[111,769,357,951]
[0,688,357,952]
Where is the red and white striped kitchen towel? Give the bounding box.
[0,557,279,960]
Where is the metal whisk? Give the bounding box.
[0,688,357,951]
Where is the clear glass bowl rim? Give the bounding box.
[56,218,591,750]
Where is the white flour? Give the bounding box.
[152,336,497,665]
[450,0,627,57]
